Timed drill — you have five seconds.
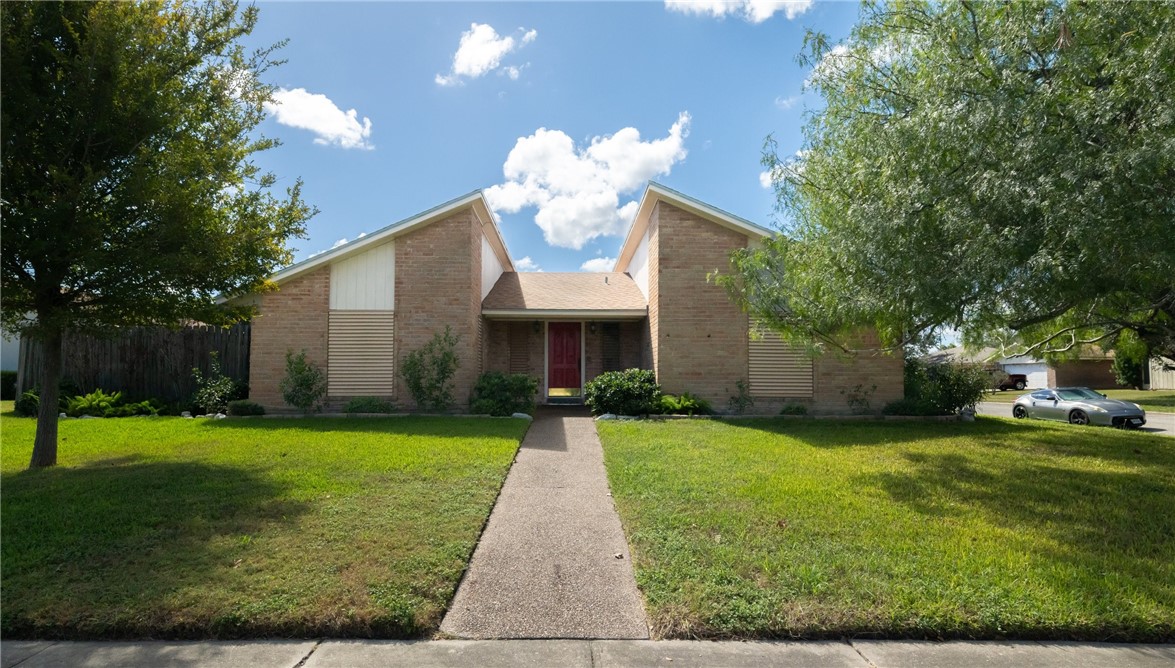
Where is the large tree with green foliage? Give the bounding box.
[725,0,1174,363]
[1,1,314,468]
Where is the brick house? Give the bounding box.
[245,182,903,413]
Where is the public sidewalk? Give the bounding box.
[439,407,648,639]
[4,639,1174,667]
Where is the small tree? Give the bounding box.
[191,352,237,415]
[280,349,326,414]
[400,327,460,412]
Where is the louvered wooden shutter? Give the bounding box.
[328,311,396,396]
[748,323,813,397]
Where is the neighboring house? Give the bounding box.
[926,346,1120,389]
[244,182,903,414]
[1144,357,1175,390]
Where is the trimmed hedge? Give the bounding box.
[585,369,661,416]
[470,372,537,416]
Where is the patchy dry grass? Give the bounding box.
[1,408,527,639]
[599,417,1174,641]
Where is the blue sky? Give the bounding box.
[243,1,860,272]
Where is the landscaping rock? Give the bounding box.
[595,413,617,421]
[58,412,67,418]
[511,412,534,420]
[181,411,192,418]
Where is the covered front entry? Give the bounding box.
[547,322,582,400]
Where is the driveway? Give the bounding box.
[977,402,1174,437]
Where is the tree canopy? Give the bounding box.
[1,0,315,467]
[725,0,1175,362]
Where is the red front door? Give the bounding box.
[548,322,581,395]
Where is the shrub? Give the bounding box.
[585,369,661,416]
[14,390,39,417]
[191,352,237,415]
[66,389,123,417]
[903,358,988,415]
[1,370,16,400]
[400,326,460,412]
[657,392,712,416]
[1112,355,1145,390]
[470,372,538,416]
[840,383,878,414]
[343,396,396,414]
[227,400,266,416]
[727,379,755,415]
[779,403,808,416]
[280,349,327,414]
[882,397,944,416]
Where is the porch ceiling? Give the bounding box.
[482,272,647,320]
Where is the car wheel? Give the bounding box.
[1012,405,1027,419]
[1068,410,1089,426]
[1014,380,1026,390]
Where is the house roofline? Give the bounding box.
[266,190,515,288]
[482,308,647,320]
[614,181,774,273]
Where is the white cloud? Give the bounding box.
[436,23,537,86]
[514,256,542,272]
[807,42,902,87]
[774,94,800,110]
[580,257,616,272]
[758,170,774,189]
[332,237,349,248]
[665,0,812,23]
[485,113,690,250]
[265,88,373,150]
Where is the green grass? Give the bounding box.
[1,405,528,639]
[598,417,1175,641]
[983,389,1175,411]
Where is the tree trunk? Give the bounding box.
[28,328,63,469]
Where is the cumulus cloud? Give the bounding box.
[265,88,373,150]
[774,94,800,110]
[580,257,616,272]
[436,23,537,86]
[665,0,812,23]
[514,256,542,272]
[485,113,691,249]
[332,237,349,249]
[758,170,775,189]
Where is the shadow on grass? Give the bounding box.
[199,415,525,439]
[1,461,308,639]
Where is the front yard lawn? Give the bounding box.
[1,408,527,639]
[599,417,1174,641]
[984,389,1175,412]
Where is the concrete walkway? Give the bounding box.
[439,407,649,639]
[5,639,1173,667]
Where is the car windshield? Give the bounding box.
[1057,388,1103,401]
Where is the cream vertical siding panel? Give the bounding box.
[748,324,813,397]
[480,234,505,301]
[630,230,650,301]
[330,241,395,310]
[1150,357,1175,390]
[328,311,396,396]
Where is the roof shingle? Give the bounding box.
[482,272,647,312]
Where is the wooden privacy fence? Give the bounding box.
[17,324,250,403]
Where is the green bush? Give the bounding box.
[280,349,327,414]
[779,403,808,416]
[882,397,944,416]
[1,370,16,400]
[343,396,396,414]
[727,379,755,414]
[903,358,988,415]
[191,352,237,415]
[14,390,39,417]
[227,400,266,416]
[470,372,538,416]
[66,389,122,417]
[400,326,460,412]
[657,392,712,416]
[585,369,661,416]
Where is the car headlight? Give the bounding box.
[1089,405,1107,412]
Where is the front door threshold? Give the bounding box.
[546,397,584,405]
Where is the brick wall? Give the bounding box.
[249,266,330,411]
[650,202,749,408]
[394,211,483,410]
[811,330,904,414]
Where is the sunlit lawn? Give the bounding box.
[599,417,1174,641]
[1,404,527,639]
[983,389,1175,412]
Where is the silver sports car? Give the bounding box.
[1012,387,1147,428]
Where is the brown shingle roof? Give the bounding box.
[482,272,647,312]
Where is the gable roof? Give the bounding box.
[614,181,774,273]
[267,190,513,286]
[482,272,647,318]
